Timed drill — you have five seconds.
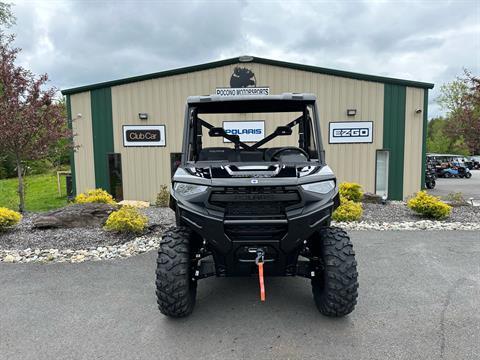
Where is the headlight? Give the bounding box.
[301,180,335,194]
[174,182,208,196]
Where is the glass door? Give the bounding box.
[375,150,389,198]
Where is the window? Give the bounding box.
[375,150,389,198]
[108,153,123,201]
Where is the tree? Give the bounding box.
[438,70,480,155]
[426,117,469,155]
[0,34,71,212]
[0,2,15,28]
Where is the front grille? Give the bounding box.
[225,223,287,241]
[209,186,301,220]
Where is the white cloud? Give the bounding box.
[9,0,480,118]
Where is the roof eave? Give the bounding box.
[61,56,434,96]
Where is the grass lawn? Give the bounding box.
[0,172,68,212]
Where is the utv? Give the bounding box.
[156,93,358,317]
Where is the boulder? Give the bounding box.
[33,203,118,229]
[362,192,384,204]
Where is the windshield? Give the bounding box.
[185,101,322,164]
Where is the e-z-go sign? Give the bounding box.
[123,125,166,147]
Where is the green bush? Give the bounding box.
[0,207,22,231]
[104,206,148,233]
[407,191,452,219]
[155,185,170,207]
[332,197,363,222]
[339,182,363,202]
[75,189,116,205]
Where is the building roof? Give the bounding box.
[61,56,434,95]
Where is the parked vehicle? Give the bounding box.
[155,93,358,318]
[440,166,472,178]
[425,169,436,189]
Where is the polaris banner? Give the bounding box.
[223,121,265,143]
[215,87,270,96]
[328,121,373,144]
[123,125,166,147]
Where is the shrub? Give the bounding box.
[444,192,468,206]
[407,191,452,219]
[104,206,148,233]
[332,197,363,222]
[339,182,364,202]
[0,207,22,231]
[155,185,170,207]
[75,189,116,205]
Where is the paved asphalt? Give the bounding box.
[428,169,480,200]
[1,231,479,360]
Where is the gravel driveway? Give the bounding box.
[1,231,479,360]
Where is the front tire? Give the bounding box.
[465,172,472,179]
[311,227,359,317]
[156,226,197,317]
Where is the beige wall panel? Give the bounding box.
[70,92,95,193]
[403,87,425,198]
[111,63,385,203]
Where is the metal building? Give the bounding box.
[61,56,434,202]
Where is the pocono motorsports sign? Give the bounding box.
[329,121,373,144]
[215,87,270,96]
[123,125,166,147]
[223,121,265,143]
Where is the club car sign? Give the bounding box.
[123,125,166,147]
[223,121,265,143]
[329,121,373,144]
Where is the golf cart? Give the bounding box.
[156,93,358,318]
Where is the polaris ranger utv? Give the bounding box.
[156,93,358,317]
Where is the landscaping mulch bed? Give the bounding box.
[0,207,175,251]
[361,201,480,224]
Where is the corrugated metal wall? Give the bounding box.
[107,63,386,203]
[70,92,96,192]
[403,87,425,198]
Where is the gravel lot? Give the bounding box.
[428,169,480,199]
[1,231,479,360]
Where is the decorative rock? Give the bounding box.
[33,203,118,229]
[3,254,15,263]
[362,192,384,204]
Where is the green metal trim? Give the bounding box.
[420,90,429,190]
[61,56,434,95]
[383,84,406,200]
[66,95,76,196]
[90,87,114,192]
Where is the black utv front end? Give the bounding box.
[156,93,358,318]
[172,170,340,277]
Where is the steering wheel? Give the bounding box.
[270,147,309,161]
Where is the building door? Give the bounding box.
[375,150,389,198]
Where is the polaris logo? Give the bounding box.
[223,121,265,143]
[225,128,262,135]
[329,121,373,144]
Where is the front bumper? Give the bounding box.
[175,186,338,276]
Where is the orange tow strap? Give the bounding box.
[258,261,265,302]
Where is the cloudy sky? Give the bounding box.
[7,0,480,117]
